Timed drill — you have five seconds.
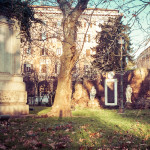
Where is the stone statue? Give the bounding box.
[90,86,96,101]
[126,85,132,103]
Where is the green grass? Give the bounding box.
[0,107,150,149]
[29,106,52,115]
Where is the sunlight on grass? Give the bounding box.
[1,107,149,149]
[73,108,150,140]
[29,106,51,115]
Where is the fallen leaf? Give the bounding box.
[79,138,85,142]
[49,142,55,149]
[0,144,6,150]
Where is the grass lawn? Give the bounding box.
[0,107,150,149]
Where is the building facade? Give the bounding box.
[136,46,150,69]
[20,5,120,104]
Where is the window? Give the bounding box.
[84,65,89,72]
[44,21,47,26]
[85,34,90,42]
[21,38,24,43]
[88,34,90,42]
[55,63,60,74]
[24,64,32,73]
[91,48,96,55]
[42,32,46,40]
[57,21,61,27]
[27,47,31,54]
[41,64,47,73]
[56,48,62,56]
[52,22,57,27]
[55,64,57,74]
[40,49,48,56]
[86,49,91,56]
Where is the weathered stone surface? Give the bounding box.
[72,80,101,109]
[0,91,27,103]
[0,104,29,115]
[88,98,101,108]
[72,83,83,100]
[0,74,29,115]
[0,16,28,115]
[134,98,150,109]
[73,97,89,108]
[125,102,132,109]
[72,82,90,108]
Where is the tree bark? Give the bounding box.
[47,38,75,117]
[47,0,89,117]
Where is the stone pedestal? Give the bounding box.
[125,102,132,109]
[0,73,29,115]
[0,16,29,115]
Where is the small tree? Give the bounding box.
[92,16,133,72]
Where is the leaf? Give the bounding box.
[55,142,67,149]
[79,146,86,150]
[79,138,85,142]
[65,129,70,132]
[49,142,55,149]
[126,141,132,144]
[0,144,6,150]
[27,130,34,136]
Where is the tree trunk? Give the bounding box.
[47,0,89,117]
[47,54,73,117]
[47,37,75,117]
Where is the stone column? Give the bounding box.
[0,15,29,115]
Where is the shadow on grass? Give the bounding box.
[118,109,150,124]
[1,108,149,149]
[29,106,52,115]
[34,108,150,149]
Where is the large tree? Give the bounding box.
[46,0,90,117]
[92,16,133,72]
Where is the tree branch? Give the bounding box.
[57,0,71,16]
[70,0,89,19]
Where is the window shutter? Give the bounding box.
[88,35,90,42]
[46,33,49,39]
[40,49,42,56]
[55,64,57,74]
[31,64,33,71]
[24,64,26,73]
[39,33,42,40]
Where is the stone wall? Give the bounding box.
[72,68,150,108]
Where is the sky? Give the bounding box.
[93,0,150,59]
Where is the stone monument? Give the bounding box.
[125,84,132,109]
[126,85,132,103]
[90,86,96,101]
[0,16,29,115]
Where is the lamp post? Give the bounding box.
[118,37,124,113]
